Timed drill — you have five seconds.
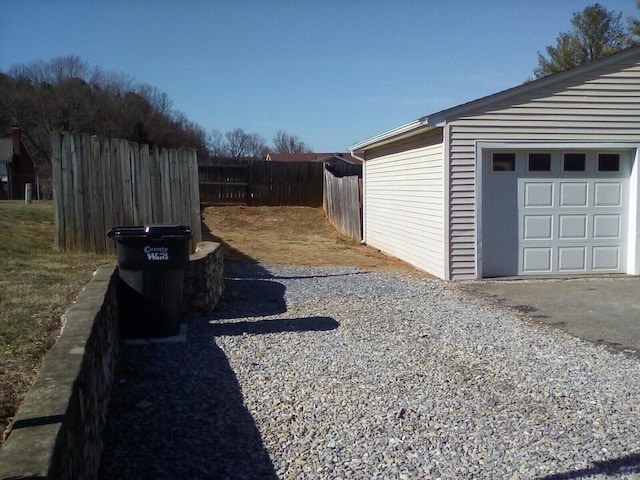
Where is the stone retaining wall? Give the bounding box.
[183,241,225,313]
[0,242,223,479]
[0,266,119,479]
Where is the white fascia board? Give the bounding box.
[348,117,429,152]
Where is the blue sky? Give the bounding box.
[1,0,638,152]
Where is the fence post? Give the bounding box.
[24,183,32,204]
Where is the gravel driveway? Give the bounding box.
[100,261,640,479]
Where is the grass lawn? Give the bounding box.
[0,201,111,443]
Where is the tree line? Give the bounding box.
[208,128,311,161]
[0,56,312,175]
[0,56,207,173]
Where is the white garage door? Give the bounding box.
[482,150,630,277]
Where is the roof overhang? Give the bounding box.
[349,117,442,152]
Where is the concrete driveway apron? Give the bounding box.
[458,276,640,356]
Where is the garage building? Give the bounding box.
[349,46,640,280]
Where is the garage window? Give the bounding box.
[492,153,515,171]
[598,153,620,172]
[529,153,551,171]
[564,153,586,172]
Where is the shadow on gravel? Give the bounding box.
[216,277,287,319]
[213,258,339,331]
[99,252,286,478]
[209,316,339,336]
[99,328,278,480]
[536,452,640,479]
[217,259,368,319]
[100,254,341,479]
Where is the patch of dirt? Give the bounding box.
[201,206,432,277]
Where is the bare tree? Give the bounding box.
[225,128,252,158]
[248,132,267,159]
[273,129,312,153]
[223,128,268,160]
[207,128,227,158]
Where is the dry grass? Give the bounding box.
[202,205,428,276]
[0,201,110,442]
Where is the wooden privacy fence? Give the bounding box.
[199,161,323,206]
[52,132,202,254]
[323,166,362,242]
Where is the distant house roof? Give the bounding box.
[265,152,362,165]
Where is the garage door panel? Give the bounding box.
[524,215,552,240]
[523,247,552,273]
[592,246,621,270]
[560,183,588,206]
[524,183,553,207]
[558,247,587,272]
[594,183,622,206]
[559,215,587,239]
[593,214,621,238]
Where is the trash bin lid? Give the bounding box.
[107,224,192,239]
[107,226,146,239]
[144,224,192,238]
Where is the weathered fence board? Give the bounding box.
[52,135,64,250]
[89,135,105,253]
[199,161,323,206]
[187,149,202,245]
[79,133,92,252]
[149,146,162,221]
[109,139,123,229]
[52,132,201,254]
[323,167,363,242]
[100,138,113,252]
[61,134,75,251]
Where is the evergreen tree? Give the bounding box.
[534,3,638,78]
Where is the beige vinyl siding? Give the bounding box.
[365,135,446,278]
[447,59,640,279]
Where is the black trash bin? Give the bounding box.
[108,224,192,338]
